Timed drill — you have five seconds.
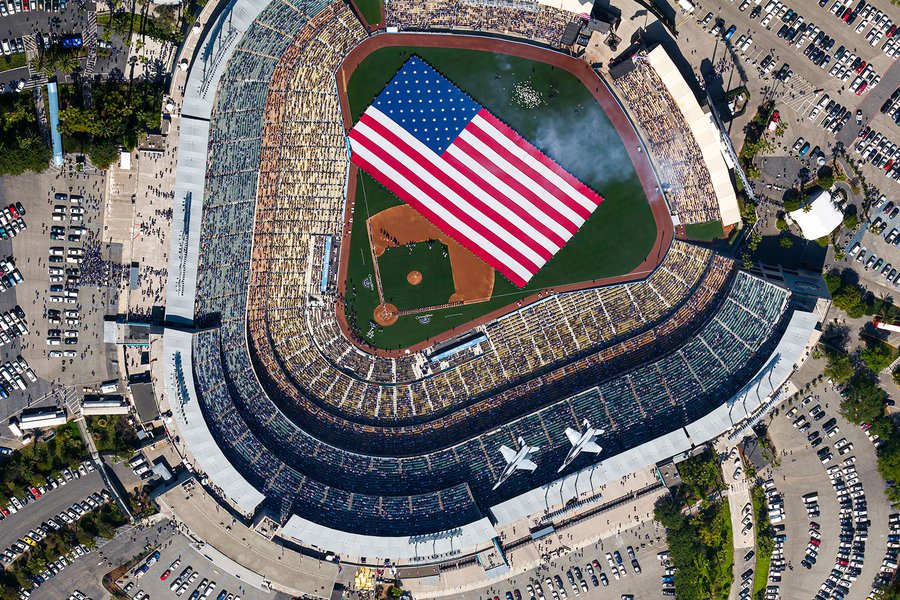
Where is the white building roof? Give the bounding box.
[535,0,592,14]
[646,46,741,226]
[280,514,497,561]
[788,189,843,240]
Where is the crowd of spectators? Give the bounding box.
[614,58,721,225]
[385,0,580,47]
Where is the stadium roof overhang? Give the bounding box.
[280,514,497,560]
[163,329,266,515]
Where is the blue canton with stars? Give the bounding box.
[372,56,482,155]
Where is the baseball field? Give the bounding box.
[342,45,659,350]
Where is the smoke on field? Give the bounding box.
[530,104,633,187]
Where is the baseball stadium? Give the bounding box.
[161,0,824,574]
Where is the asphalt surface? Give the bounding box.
[456,520,669,600]
[0,470,101,557]
[115,527,276,600]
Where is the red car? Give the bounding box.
[810,538,821,547]
[28,486,40,499]
[856,61,867,74]
[856,81,868,95]
[886,160,895,172]
[160,569,171,581]
[888,24,897,37]
[7,206,18,219]
[842,8,852,21]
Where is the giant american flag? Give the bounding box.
[348,56,604,288]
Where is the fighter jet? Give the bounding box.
[558,419,604,472]
[492,437,539,490]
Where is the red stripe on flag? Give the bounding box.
[349,127,535,286]
[359,114,555,263]
[476,111,603,209]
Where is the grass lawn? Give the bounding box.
[684,220,724,241]
[344,46,657,349]
[86,415,138,459]
[352,0,382,26]
[378,241,455,311]
[0,53,26,72]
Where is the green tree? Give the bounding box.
[832,286,863,315]
[783,198,801,212]
[88,139,119,169]
[779,237,793,249]
[824,271,842,294]
[823,349,854,385]
[841,373,887,425]
[0,95,50,176]
[843,214,858,230]
[860,339,896,373]
[654,494,685,529]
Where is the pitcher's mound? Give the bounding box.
[373,303,399,326]
[407,271,423,286]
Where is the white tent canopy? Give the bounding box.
[789,189,843,240]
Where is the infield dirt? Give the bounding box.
[368,205,494,308]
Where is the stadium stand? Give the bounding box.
[384,0,580,45]
[612,57,723,225]
[179,0,800,545]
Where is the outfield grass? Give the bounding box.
[352,0,382,26]
[684,220,724,241]
[378,241,455,311]
[344,46,657,349]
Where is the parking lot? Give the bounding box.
[0,168,117,404]
[763,372,891,600]
[679,0,900,199]
[115,532,276,600]
[839,195,900,292]
[0,0,97,89]
[0,468,101,556]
